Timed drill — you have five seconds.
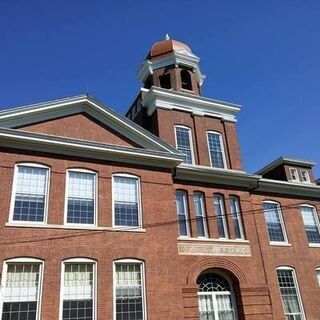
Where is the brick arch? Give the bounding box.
[186,257,247,286]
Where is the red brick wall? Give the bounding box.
[18,113,139,147]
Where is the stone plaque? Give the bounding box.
[178,242,251,257]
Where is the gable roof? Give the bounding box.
[0,94,184,168]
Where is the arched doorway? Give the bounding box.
[197,272,237,320]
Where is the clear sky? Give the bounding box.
[0,0,319,177]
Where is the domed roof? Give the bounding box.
[148,36,192,59]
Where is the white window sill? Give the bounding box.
[270,242,292,247]
[308,243,320,248]
[5,222,146,233]
[177,236,249,243]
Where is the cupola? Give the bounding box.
[137,35,205,96]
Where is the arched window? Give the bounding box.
[181,69,192,91]
[197,273,237,320]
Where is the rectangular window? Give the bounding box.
[300,206,320,244]
[66,170,96,225]
[214,194,228,238]
[114,262,145,320]
[176,190,190,237]
[175,126,194,164]
[316,269,320,287]
[62,262,94,320]
[11,164,49,223]
[207,132,226,169]
[1,262,42,320]
[289,168,299,182]
[276,268,305,320]
[193,192,208,238]
[229,196,245,239]
[301,170,310,183]
[263,202,287,243]
[113,175,141,227]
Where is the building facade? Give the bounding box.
[0,37,319,320]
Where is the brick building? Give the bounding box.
[0,37,319,320]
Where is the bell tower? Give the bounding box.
[137,35,205,96]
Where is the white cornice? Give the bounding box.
[0,95,180,156]
[141,87,241,122]
[137,51,206,85]
[0,128,184,169]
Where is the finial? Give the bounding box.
[165,34,170,40]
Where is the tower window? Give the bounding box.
[181,69,192,91]
[159,74,171,89]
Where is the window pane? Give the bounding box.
[62,263,94,320]
[2,263,41,320]
[194,193,207,237]
[176,191,189,236]
[67,171,95,225]
[230,197,244,239]
[207,133,225,169]
[114,176,139,227]
[175,127,193,164]
[263,202,286,242]
[115,263,144,320]
[214,195,228,238]
[300,206,320,244]
[277,269,304,319]
[13,166,48,222]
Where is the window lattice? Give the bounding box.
[207,133,225,168]
[197,274,231,292]
[13,166,48,222]
[175,127,193,164]
[176,191,189,236]
[263,202,286,242]
[67,171,95,225]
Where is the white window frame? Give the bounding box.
[112,173,143,229]
[301,170,310,183]
[316,268,320,287]
[289,167,299,182]
[113,259,147,320]
[9,162,50,224]
[206,131,227,169]
[276,266,305,320]
[174,125,195,165]
[262,201,289,245]
[193,192,209,238]
[229,196,245,240]
[59,258,97,320]
[176,190,191,237]
[213,194,229,239]
[300,204,320,245]
[64,168,98,226]
[0,257,44,320]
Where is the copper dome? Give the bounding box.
[148,38,192,59]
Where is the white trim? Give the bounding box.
[59,258,97,320]
[0,258,44,320]
[301,169,311,183]
[315,268,320,287]
[289,167,299,182]
[64,169,98,227]
[175,190,191,237]
[276,267,306,320]
[9,162,50,225]
[177,237,249,243]
[270,242,292,247]
[113,259,147,320]
[174,125,195,165]
[193,192,209,238]
[300,204,320,245]
[262,201,289,245]
[5,222,146,232]
[229,196,245,240]
[206,131,227,169]
[213,194,229,239]
[112,174,143,229]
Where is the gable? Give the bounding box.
[17,112,140,148]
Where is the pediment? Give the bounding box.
[0,94,180,155]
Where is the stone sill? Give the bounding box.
[5,222,146,233]
[177,236,249,244]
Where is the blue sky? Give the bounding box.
[0,0,319,177]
